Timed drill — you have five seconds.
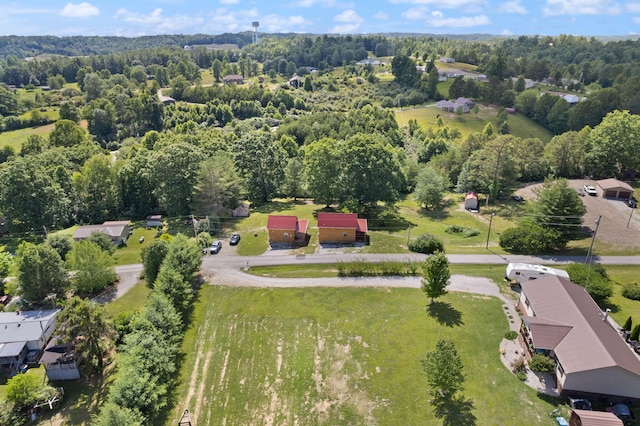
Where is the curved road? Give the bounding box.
[113,252,640,298]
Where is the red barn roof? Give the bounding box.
[317,213,367,232]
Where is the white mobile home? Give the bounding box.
[506,263,569,284]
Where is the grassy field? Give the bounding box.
[0,122,57,151]
[169,285,561,425]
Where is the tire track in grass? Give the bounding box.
[192,311,218,423]
[185,309,213,415]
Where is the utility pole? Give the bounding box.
[485,212,495,249]
[585,215,601,265]
[627,205,635,228]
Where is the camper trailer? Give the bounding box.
[505,263,570,284]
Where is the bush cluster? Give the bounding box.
[445,225,480,238]
[566,263,613,303]
[337,259,421,277]
[622,282,640,301]
[528,354,557,372]
[409,233,444,254]
[499,224,561,253]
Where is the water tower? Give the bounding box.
[252,21,260,44]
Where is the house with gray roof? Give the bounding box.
[518,276,640,399]
[0,310,59,374]
[73,220,131,245]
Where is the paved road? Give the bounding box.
[112,252,640,299]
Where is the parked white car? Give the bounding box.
[583,184,597,196]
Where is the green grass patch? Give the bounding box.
[112,226,159,266]
[507,112,553,143]
[169,285,559,425]
[0,122,56,151]
[103,281,151,318]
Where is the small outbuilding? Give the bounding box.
[40,338,80,381]
[232,202,250,218]
[464,192,479,211]
[569,409,623,426]
[73,221,131,245]
[146,215,163,228]
[223,74,244,85]
[317,213,367,244]
[596,178,634,199]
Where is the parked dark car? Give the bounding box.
[628,199,637,208]
[209,240,222,254]
[606,403,635,425]
[569,398,592,411]
[512,195,524,202]
[229,233,241,245]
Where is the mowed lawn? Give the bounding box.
[171,285,559,425]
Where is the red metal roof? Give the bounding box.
[317,213,367,232]
[297,219,309,235]
[266,215,298,230]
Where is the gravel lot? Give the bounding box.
[517,179,640,247]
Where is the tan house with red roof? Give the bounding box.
[317,212,367,244]
[519,276,640,399]
[266,215,308,244]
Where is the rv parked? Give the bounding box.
[505,263,570,284]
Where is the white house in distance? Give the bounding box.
[518,276,640,399]
[0,310,59,374]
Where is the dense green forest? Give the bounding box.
[1,32,640,234]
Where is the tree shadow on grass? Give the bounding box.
[426,301,463,327]
[432,394,477,426]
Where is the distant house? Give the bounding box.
[232,202,250,218]
[519,276,640,399]
[223,74,244,85]
[0,310,59,374]
[596,178,634,199]
[317,212,367,244]
[505,107,516,114]
[288,75,305,88]
[40,338,80,381]
[464,192,479,211]
[146,215,163,228]
[435,99,470,113]
[0,216,7,235]
[73,221,131,244]
[439,57,456,63]
[356,58,380,66]
[266,215,309,244]
[569,409,623,426]
[158,94,176,105]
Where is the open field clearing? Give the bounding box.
[171,285,559,425]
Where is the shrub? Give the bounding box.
[529,354,556,372]
[511,357,526,373]
[504,330,518,340]
[516,371,527,381]
[409,233,444,254]
[623,283,640,301]
[463,228,480,238]
[445,225,464,234]
[499,224,562,253]
[566,263,613,303]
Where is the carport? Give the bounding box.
[596,178,634,199]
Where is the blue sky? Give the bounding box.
[1,1,640,37]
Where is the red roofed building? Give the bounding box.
[317,212,367,243]
[266,215,309,244]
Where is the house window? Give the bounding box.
[284,232,289,238]
[343,232,348,237]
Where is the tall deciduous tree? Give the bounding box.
[414,166,448,210]
[147,141,205,216]
[92,402,145,426]
[544,130,588,178]
[0,157,71,231]
[56,296,115,373]
[586,110,640,178]
[282,157,306,200]
[15,242,69,303]
[304,138,341,207]
[421,251,450,304]
[73,154,121,223]
[142,238,170,287]
[48,119,88,147]
[66,240,116,294]
[233,131,285,203]
[421,339,465,399]
[391,54,418,86]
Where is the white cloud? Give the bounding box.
[330,9,364,33]
[261,14,309,32]
[60,2,99,18]
[542,0,622,16]
[294,0,337,6]
[374,11,388,20]
[500,1,527,14]
[633,16,640,23]
[402,7,429,20]
[201,7,260,33]
[388,0,483,7]
[501,28,514,35]
[425,12,491,28]
[627,3,640,12]
[220,0,240,4]
[114,8,163,24]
